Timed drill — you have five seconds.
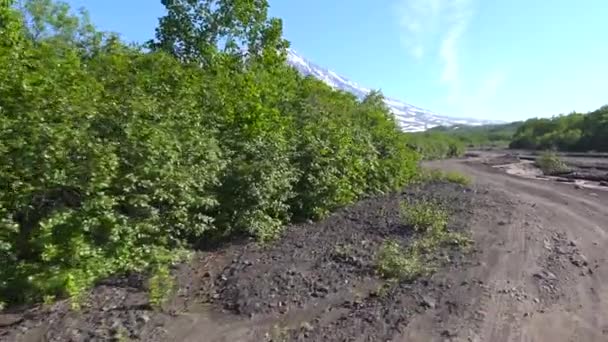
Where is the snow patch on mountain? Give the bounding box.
[286,49,500,132]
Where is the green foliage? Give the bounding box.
[148,266,174,309]
[377,199,471,281]
[536,152,570,175]
[401,199,448,234]
[444,171,471,185]
[0,0,420,305]
[405,132,465,160]
[510,106,608,152]
[415,168,471,185]
[376,240,426,280]
[428,122,522,149]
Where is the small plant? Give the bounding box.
[376,240,427,280]
[376,198,472,282]
[112,326,130,342]
[444,171,471,185]
[373,280,396,298]
[333,243,354,258]
[401,199,449,234]
[414,168,471,185]
[148,266,174,310]
[43,295,56,306]
[267,324,289,342]
[536,152,570,175]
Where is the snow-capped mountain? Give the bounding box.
[286,49,498,132]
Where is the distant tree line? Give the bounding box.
[510,105,608,151]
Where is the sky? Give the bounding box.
[63,0,608,122]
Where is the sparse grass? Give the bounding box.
[401,199,448,234]
[112,326,130,342]
[443,171,471,185]
[536,152,570,175]
[43,295,56,307]
[148,266,174,310]
[376,198,471,281]
[333,243,354,258]
[415,167,471,185]
[376,240,428,280]
[267,324,289,342]
[373,280,397,298]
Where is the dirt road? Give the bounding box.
[404,158,608,341]
[2,157,608,342]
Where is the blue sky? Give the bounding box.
[64,0,608,121]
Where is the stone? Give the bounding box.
[420,295,436,309]
[0,314,24,328]
[301,322,314,332]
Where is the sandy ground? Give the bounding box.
[469,151,608,192]
[405,158,608,341]
[2,155,608,341]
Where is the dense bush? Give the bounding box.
[405,132,465,160]
[0,0,419,305]
[428,122,522,149]
[535,152,570,175]
[510,106,608,152]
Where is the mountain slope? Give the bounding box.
[286,49,498,132]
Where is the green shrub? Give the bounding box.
[444,171,472,185]
[377,199,471,281]
[401,200,449,234]
[414,168,471,185]
[376,240,426,280]
[0,0,420,305]
[405,132,465,160]
[536,152,570,175]
[148,266,174,310]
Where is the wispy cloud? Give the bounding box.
[396,0,443,60]
[397,0,471,83]
[396,0,505,118]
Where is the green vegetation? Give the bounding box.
[444,171,472,185]
[0,0,419,305]
[427,122,522,149]
[376,239,427,280]
[415,168,471,186]
[405,122,521,160]
[376,199,471,281]
[535,152,571,175]
[510,105,608,151]
[401,200,448,234]
[333,243,354,259]
[148,266,174,310]
[406,132,465,160]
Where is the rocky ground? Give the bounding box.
[2,155,608,342]
[474,150,608,186]
[1,182,477,342]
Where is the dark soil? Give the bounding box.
[0,181,477,342]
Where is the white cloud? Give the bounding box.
[396,0,471,72]
[396,0,506,119]
[412,45,424,59]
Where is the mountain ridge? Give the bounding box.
[286,49,500,132]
